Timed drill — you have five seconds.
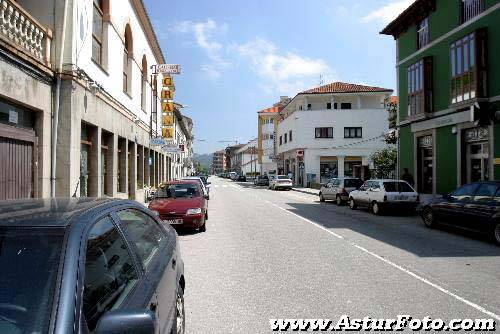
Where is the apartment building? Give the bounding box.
[257,96,291,176]
[212,150,226,174]
[382,0,500,194]
[277,82,392,186]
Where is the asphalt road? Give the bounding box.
[178,177,500,333]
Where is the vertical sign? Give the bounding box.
[161,75,175,141]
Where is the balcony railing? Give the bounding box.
[461,0,484,23]
[0,0,52,66]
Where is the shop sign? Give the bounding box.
[157,64,181,74]
[150,137,167,146]
[464,127,489,142]
[418,135,433,147]
[162,113,174,126]
[162,102,174,112]
[161,90,174,100]
[162,127,174,139]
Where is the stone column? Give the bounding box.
[128,141,136,199]
[107,132,117,197]
[337,155,345,178]
[144,147,150,187]
[88,126,102,197]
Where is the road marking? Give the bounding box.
[222,185,228,188]
[213,185,220,188]
[265,201,500,321]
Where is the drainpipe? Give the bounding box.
[51,0,69,197]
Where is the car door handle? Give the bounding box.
[172,258,176,269]
[150,302,157,312]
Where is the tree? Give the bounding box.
[384,97,398,144]
[370,148,397,179]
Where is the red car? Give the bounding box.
[149,180,208,232]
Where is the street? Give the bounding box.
[180,177,500,333]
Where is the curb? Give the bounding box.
[292,188,319,196]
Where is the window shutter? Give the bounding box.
[423,56,433,113]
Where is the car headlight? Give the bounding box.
[186,208,202,215]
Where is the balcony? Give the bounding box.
[0,0,52,67]
[460,0,484,23]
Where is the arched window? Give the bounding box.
[141,55,148,111]
[123,24,133,94]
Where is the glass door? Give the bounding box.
[467,142,489,183]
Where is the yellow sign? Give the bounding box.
[162,101,174,112]
[162,76,173,87]
[161,89,174,100]
[162,127,174,139]
[494,158,500,165]
[162,113,174,126]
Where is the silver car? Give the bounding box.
[319,177,364,205]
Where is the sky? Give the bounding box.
[145,0,413,154]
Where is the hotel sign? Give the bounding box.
[157,64,181,74]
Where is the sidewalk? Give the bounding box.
[292,187,320,196]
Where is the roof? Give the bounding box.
[0,198,124,227]
[258,106,281,114]
[299,82,393,95]
[380,0,436,38]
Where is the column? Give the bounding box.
[144,147,150,187]
[337,155,345,178]
[118,137,128,193]
[128,141,136,199]
[108,132,117,197]
[89,126,102,197]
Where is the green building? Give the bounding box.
[382,0,500,194]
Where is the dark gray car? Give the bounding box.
[0,198,185,334]
[319,177,364,205]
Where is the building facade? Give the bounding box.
[382,0,500,194]
[234,139,260,176]
[212,150,226,174]
[257,96,290,176]
[0,0,190,202]
[225,144,244,172]
[276,82,392,187]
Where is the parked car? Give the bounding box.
[348,179,419,215]
[181,176,210,199]
[0,198,185,334]
[237,174,247,182]
[269,175,293,190]
[149,180,209,232]
[254,175,269,186]
[420,181,500,245]
[319,177,364,205]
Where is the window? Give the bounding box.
[450,30,487,104]
[340,103,351,109]
[315,127,333,138]
[451,183,479,201]
[473,183,498,202]
[334,103,338,109]
[92,0,103,64]
[327,102,332,109]
[344,127,362,138]
[284,133,288,143]
[289,130,292,142]
[270,134,274,139]
[307,104,312,110]
[117,209,164,266]
[123,25,133,94]
[383,181,413,192]
[141,56,147,111]
[279,136,282,145]
[83,216,139,331]
[460,0,484,23]
[408,57,433,115]
[417,17,429,49]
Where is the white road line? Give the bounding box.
[265,200,500,321]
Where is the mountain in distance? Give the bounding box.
[193,153,213,169]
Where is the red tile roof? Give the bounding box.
[299,82,393,95]
[258,106,280,113]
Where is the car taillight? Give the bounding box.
[383,195,387,202]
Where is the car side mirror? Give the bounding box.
[95,309,156,334]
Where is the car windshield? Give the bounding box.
[0,227,64,334]
[344,179,364,188]
[277,175,289,180]
[156,184,200,198]
[383,182,414,192]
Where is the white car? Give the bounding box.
[348,179,419,215]
[269,175,293,190]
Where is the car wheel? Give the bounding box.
[372,202,382,215]
[349,198,357,210]
[422,207,436,228]
[319,193,325,202]
[493,223,500,245]
[336,195,343,206]
[172,289,185,334]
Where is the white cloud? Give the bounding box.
[234,38,332,95]
[361,0,413,24]
[173,19,230,80]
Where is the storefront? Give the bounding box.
[417,135,434,194]
[463,127,490,183]
[320,157,338,184]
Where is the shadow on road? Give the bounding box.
[283,202,500,258]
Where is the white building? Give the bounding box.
[257,97,290,176]
[276,82,392,187]
[234,139,260,176]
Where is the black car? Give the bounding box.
[420,181,500,245]
[0,198,185,334]
[237,175,247,182]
